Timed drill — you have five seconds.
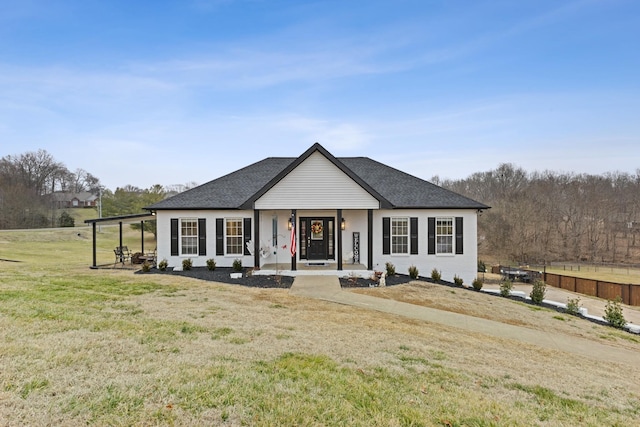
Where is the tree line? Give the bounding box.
[0,150,101,228]
[3,150,639,265]
[0,149,194,230]
[436,164,640,265]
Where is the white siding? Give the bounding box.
[372,209,479,285]
[340,209,369,266]
[157,207,480,284]
[156,210,255,269]
[255,152,379,210]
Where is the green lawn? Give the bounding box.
[1,228,640,425]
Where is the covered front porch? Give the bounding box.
[252,208,375,273]
[254,261,372,278]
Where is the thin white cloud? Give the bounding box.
[271,115,369,152]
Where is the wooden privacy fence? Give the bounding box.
[543,273,640,307]
[490,265,640,306]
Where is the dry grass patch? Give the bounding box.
[1,270,638,425]
[1,228,640,425]
[543,265,640,284]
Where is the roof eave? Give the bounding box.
[388,205,491,210]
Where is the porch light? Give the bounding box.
[341,218,346,230]
[287,218,292,230]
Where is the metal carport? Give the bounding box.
[84,213,156,268]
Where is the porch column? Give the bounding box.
[367,209,373,270]
[140,220,145,253]
[291,209,297,271]
[254,209,260,268]
[337,209,343,270]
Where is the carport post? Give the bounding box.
[141,221,144,253]
[119,222,123,252]
[92,221,97,268]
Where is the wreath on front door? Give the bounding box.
[311,222,323,234]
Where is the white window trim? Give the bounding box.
[225,217,244,256]
[435,217,454,256]
[391,217,409,255]
[180,218,199,256]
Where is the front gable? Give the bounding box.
[255,151,380,210]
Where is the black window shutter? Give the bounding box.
[216,218,224,256]
[198,218,207,256]
[243,218,252,256]
[171,218,179,256]
[427,217,436,255]
[455,217,464,255]
[382,217,390,255]
[410,217,418,255]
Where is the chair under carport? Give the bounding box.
[84,212,156,269]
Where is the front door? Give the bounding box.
[300,217,335,260]
[308,219,326,259]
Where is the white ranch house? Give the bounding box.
[147,143,489,284]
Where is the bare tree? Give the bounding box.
[0,149,101,229]
[443,164,640,265]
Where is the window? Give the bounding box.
[436,218,453,254]
[226,218,243,255]
[391,217,409,254]
[181,219,198,255]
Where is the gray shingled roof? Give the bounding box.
[148,157,295,210]
[147,148,489,210]
[340,157,488,209]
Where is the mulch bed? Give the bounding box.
[339,274,413,288]
[139,266,417,288]
[140,267,294,288]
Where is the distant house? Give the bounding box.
[52,192,98,208]
[146,143,489,283]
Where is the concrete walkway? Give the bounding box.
[290,276,640,365]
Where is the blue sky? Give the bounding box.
[1,0,638,190]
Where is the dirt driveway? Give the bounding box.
[291,276,640,365]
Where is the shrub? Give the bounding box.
[233,259,243,272]
[603,297,626,329]
[158,259,168,271]
[472,277,483,291]
[58,211,75,227]
[430,268,441,282]
[182,258,193,271]
[453,275,463,286]
[408,265,419,279]
[141,261,152,273]
[385,262,396,276]
[206,258,216,271]
[566,297,582,316]
[499,279,513,297]
[477,260,487,273]
[530,280,547,305]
